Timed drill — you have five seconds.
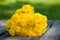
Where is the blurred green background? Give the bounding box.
[0,0,60,20]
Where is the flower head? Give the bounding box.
[6,4,47,37]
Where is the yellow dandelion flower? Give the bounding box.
[18,19,27,27]
[21,5,34,14]
[9,29,15,36]
[11,14,19,23]
[28,31,36,37]
[6,4,48,37]
[15,9,22,14]
[6,20,15,31]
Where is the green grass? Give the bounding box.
[0,1,60,20]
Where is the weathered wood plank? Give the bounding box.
[39,21,60,40]
[0,25,6,35]
[0,33,10,40]
[0,20,7,36]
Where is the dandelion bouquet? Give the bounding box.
[6,5,47,37]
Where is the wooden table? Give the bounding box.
[0,20,60,40]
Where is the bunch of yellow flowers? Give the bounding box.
[6,5,47,37]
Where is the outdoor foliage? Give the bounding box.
[0,1,60,20]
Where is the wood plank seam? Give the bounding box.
[38,21,55,40]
